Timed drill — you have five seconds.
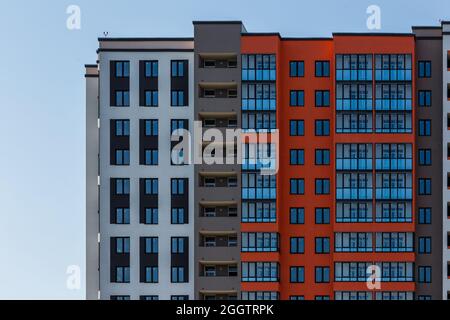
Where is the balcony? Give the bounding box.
[197,246,239,262]
[336,158,372,171]
[199,82,237,99]
[199,202,238,218]
[199,112,238,129]
[199,172,238,188]
[199,261,238,278]
[375,188,412,200]
[199,231,238,248]
[375,158,412,171]
[336,188,372,200]
[199,53,238,69]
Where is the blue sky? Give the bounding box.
[0,0,447,299]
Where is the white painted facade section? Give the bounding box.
[97,48,194,300]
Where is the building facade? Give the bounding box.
[86,21,450,300]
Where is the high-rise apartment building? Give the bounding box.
[86,21,450,300]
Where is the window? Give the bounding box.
[336,232,372,252]
[418,237,432,254]
[171,295,189,300]
[418,149,431,166]
[315,149,330,165]
[241,292,279,300]
[418,266,432,283]
[171,237,186,253]
[144,178,158,195]
[315,120,330,136]
[241,54,276,81]
[315,179,330,195]
[337,113,372,133]
[140,295,159,300]
[115,120,130,136]
[144,149,158,165]
[241,83,276,111]
[418,120,431,136]
[315,208,330,224]
[241,262,279,282]
[315,267,330,283]
[115,90,130,106]
[289,61,304,77]
[144,120,158,136]
[315,237,330,253]
[145,237,158,254]
[315,296,330,300]
[418,61,431,78]
[115,149,130,165]
[315,90,330,107]
[144,90,158,106]
[242,173,276,200]
[290,296,305,300]
[144,61,158,78]
[290,149,304,165]
[418,90,431,107]
[290,207,304,224]
[115,266,130,283]
[375,113,411,133]
[145,267,158,283]
[375,54,412,81]
[171,179,186,195]
[115,237,130,254]
[171,119,188,131]
[315,61,330,77]
[334,262,372,282]
[290,90,304,107]
[115,208,130,224]
[418,178,431,195]
[145,208,158,224]
[375,232,413,252]
[115,178,130,195]
[290,237,304,254]
[171,90,185,106]
[242,112,276,130]
[376,202,412,223]
[290,266,304,283]
[241,233,278,252]
[290,120,304,136]
[171,266,186,283]
[290,179,305,195]
[418,208,431,224]
[336,202,372,223]
[242,201,276,223]
[336,54,373,81]
[115,61,129,78]
[171,208,185,224]
[171,60,185,77]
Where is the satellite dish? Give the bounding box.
[103,31,109,37]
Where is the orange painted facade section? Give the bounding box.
[240,35,416,300]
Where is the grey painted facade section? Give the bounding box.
[413,27,443,299]
[193,22,243,299]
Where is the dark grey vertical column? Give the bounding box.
[413,26,443,299]
[193,21,244,300]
